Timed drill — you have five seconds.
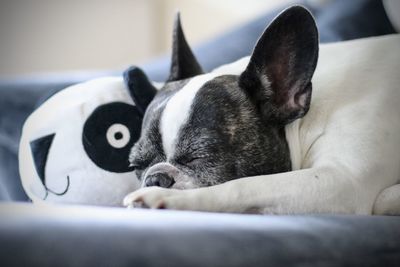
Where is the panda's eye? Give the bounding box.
[106,123,130,149]
[82,102,142,173]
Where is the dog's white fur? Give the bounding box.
[125,34,400,215]
[161,73,218,158]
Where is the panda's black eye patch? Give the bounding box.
[82,102,142,173]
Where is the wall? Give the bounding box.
[0,0,289,78]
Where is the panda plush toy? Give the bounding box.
[18,14,204,206]
[18,72,163,206]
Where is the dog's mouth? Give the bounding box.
[29,133,71,199]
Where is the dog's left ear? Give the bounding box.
[123,66,157,115]
[168,13,203,82]
[239,6,319,124]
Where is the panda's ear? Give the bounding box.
[167,13,203,82]
[123,66,157,115]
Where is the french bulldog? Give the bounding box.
[123,6,400,215]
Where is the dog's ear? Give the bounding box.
[168,13,203,82]
[239,6,319,124]
[123,66,157,115]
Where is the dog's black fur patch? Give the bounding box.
[173,75,291,185]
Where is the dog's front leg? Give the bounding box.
[124,166,371,214]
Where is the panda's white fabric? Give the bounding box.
[19,77,142,206]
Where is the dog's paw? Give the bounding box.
[123,187,190,210]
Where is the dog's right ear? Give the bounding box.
[123,66,157,115]
[168,13,203,82]
[239,6,319,124]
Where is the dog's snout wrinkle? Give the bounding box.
[144,162,179,178]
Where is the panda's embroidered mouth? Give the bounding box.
[43,176,70,200]
[30,133,71,199]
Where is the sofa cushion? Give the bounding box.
[1,204,399,267]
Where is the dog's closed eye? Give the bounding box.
[176,155,204,165]
[174,151,209,167]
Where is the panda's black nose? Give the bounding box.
[145,173,175,188]
[30,133,55,183]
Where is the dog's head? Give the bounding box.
[127,7,319,189]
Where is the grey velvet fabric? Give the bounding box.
[1,204,400,267]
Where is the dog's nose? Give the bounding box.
[145,173,175,188]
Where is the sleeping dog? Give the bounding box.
[123,6,400,214]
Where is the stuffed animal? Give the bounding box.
[19,75,156,205]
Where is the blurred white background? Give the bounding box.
[0,0,291,78]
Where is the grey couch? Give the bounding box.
[1,1,399,266]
